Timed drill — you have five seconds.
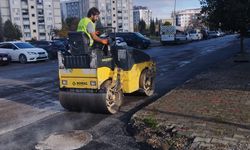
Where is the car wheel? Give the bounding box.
[19,54,27,64]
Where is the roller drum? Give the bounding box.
[59,91,110,113]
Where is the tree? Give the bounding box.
[200,0,250,53]
[14,24,22,40]
[96,19,103,29]
[163,21,172,26]
[149,19,156,36]
[0,17,4,42]
[134,24,139,32]
[56,23,69,38]
[138,19,146,34]
[3,20,17,41]
[65,17,80,31]
[155,18,160,36]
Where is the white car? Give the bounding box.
[188,30,203,40]
[0,41,48,63]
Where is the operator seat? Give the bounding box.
[68,32,90,55]
[63,32,91,68]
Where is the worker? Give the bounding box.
[77,7,108,46]
[77,7,108,68]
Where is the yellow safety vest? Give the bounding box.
[77,17,95,47]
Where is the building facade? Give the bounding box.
[175,8,201,28]
[133,6,152,26]
[61,0,80,20]
[61,0,134,32]
[0,0,62,41]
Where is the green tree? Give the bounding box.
[0,17,4,42]
[138,19,146,34]
[65,17,80,31]
[96,19,103,29]
[149,19,156,36]
[14,24,22,40]
[200,0,250,53]
[155,18,160,36]
[134,24,139,32]
[163,21,172,26]
[56,23,69,38]
[3,20,17,41]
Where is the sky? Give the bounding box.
[134,0,201,19]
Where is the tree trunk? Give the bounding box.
[240,33,245,53]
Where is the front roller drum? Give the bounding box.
[59,85,123,114]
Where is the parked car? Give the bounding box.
[52,38,70,50]
[0,41,48,64]
[216,31,225,37]
[0,53,11,65]
[188,30,203,40]
[30,40,66,59]
[110,32,151,49]
[207,31,219,39]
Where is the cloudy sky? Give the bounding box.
[134,0,201,19]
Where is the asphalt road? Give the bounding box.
[0,35,242,150]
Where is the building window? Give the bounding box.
[113,21,116,23]
[24,25,30,29]
[113,8,115,10]
[31,6,34,9]
[113,1,115,3]
[33,30,36,33]
[32,14,35,17]
[33,22,36,25]
[113,14,115,17]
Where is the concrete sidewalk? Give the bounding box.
[131,52,250,149]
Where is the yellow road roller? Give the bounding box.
[58,29,156,114]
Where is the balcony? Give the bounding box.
[23,21,30,25]
[21,4,28,9]
[22,15,29,18]
[39,29,45,33]
[23,28,30,32]
[39,36,46,40]
[37,5,43,9]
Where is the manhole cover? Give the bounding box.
[35,130,92,150]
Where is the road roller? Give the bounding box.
[58,29,156,114]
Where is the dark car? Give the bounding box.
[0,53,11,65]
[52,38,70,50]
[110,32,151,49]
[30,40,66,59]
[207,31,218,39]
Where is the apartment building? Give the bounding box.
[61,0,134,32]
[133,6,152,26]
[0,0,62,41]
[61,0,80,20]
[174,8,201,28]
